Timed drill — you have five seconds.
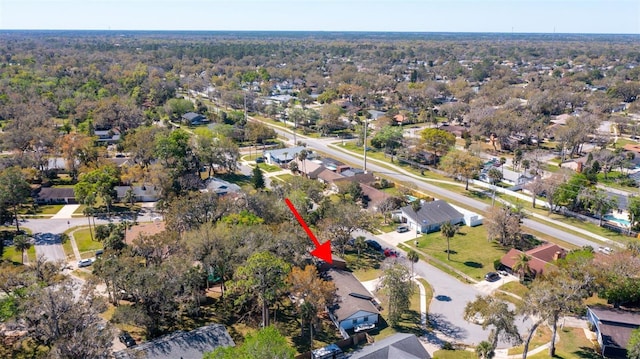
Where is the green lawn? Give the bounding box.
[367,281,422,341]
[432,349,476,358]
[499,281,529,299]
[72,228,103,254]
[528,327,598,359]
[508,325,551,355]
[274,173,295,182]
[256,163,284,173]
[408,225,507,281]
[2,245,36,264]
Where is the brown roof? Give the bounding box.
[624,143,640,154]
[328,269,379,323]
[360,184,390,209]
[125,221,166,244]
[317,168,344,183]
[393,114,405,123]
[500,248,549,276]
[525,243,566,263]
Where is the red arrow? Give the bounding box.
[285,198,332,264]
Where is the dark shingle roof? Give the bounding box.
[401,200,462,225]
[37,187,75,200]
[113,324,234,359]
[349,333,430,359]
[328,269,379,323]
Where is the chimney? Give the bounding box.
[553,251,563,261]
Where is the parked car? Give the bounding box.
[255,157,265,163]
[384,248,398,258]
[77,259,93,268]
[118,331,136,348]
[484,272,500,282]
[396,225,409,233]
[95,249,104,257]
[365,239,383,252]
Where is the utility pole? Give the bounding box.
[363,118,368,173]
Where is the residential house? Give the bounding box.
[201,177,241,196]
[587,306,640,358]
[500,242,566,278]
[113,324,234,359]
[349,333,431,359]
[181,112,208,126]
[317,168,345,188]
[327,269,380,336]
[399,200,464,233]
[115,185,160,203]
[263,146,306,166]
[94,128,121,143]
[35,187,76,204]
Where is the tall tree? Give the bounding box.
[233,251,291,328]
[578,187,617,226]
[629,328,640,359]
[252,165,265,190]
[407,249,419,276]
[419,128,456,160]
[378,261,415,327]
[287,265,336,347]
[0,167,32,233]
[439,149,483,190]
[485,205,522,248]
[487,167,503,206]
[440,221,458,261]
[511,253,532,283]
[74,165,120,216]
[12,234,31,264]
[463,295,521,350]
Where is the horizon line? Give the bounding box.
[1,29,639,36]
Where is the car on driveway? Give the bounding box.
[77,259,93,268]
[365,239,383,252]
[119,331,136,348]
[396,225,409,233]
[484,272,500,282]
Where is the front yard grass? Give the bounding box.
[2,245,36,264]
[508,325,551,355]
[72,228,103,254]
[528,327,598,359]
[499,281,529,299]
[410,225,507,282]
[366,281,422,341]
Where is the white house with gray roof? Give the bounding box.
[263,146,307,166]
[400,200,464,233]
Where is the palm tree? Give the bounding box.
[476,340,494,359]
[512,253,532,283]
[407,249,419,277]
[440,221,458,261]
[298,149,308,176]
[487,167,503,207]
[13,234,31,264]
[354,236,367,262]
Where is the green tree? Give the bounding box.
[440,221,458,261]
[233,251,291,328]
[74,165,120,216]
[370,125,403,153]
[629,328,640,359]
[378,262,415,327]
[252,165,265,190]
[419,128,456,160]
[439,150,483,190]
[487,167,503,206]
[512,253,532,283]
[0,167,32,232]
[204,326,294,359]
[354,235,367,261]
[463,295,521,350]
[12,235,31,264]
[578,187,617,226]
[407,249,419,276]
[476,340,494,359]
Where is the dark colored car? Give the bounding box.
[365,239,383,252]
[484,272,500,282]
[119,331,136,348]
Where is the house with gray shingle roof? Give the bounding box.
[400,199,464,233]
[327,269,380,337]
[113,324,234,359]
[263,146,307,165]
[181,112,208,126]
[349,333,431,359]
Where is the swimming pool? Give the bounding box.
[405,195,418,202]
[604,214,631,227]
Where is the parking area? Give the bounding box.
[377,229,418,247]
[473,272,518,295]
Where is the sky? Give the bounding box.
[1,0,639,34]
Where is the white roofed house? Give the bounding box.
[263,146,307,166]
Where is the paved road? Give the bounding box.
[264,123,605,250]
[32,232,67,262]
